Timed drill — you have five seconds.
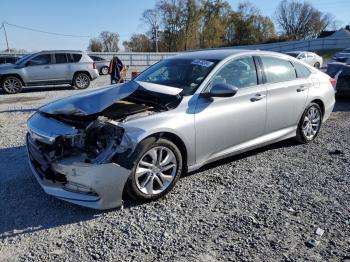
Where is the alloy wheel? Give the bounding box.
[302,106,321,140]
[76,74,89,88]
[135,146,177,195]
[3,78,21,93]
[101,67,109,75]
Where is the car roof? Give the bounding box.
[173,49,255,60]
[172,49,292,61]
[38,50,84,54]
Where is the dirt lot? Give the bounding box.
[0,78,349,261]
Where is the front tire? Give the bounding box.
[314,62,320,69]
[125,137,183,201]
[1,76,23,94]
[73,73,90,89]
[296,103,322,143]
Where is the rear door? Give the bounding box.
[51,53,70,81]
[259,55,310,133]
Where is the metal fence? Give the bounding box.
[1,36,349,68]
[231,37,350,52]
[88,52,178,67]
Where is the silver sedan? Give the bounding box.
[26,50,335,209]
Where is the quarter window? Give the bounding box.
[293,61,311,78]
[72,54,82,62]
[55,53,68,64]
[260,56,296,83]
[210,57,258,89]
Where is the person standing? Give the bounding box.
[109,56,124,84]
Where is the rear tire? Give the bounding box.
[73,73,90,89]
[295,103,322,143]
[101,66,109,75]
[125,137,183,201]
[1,76,23,94]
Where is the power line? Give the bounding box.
[5,22,94,38]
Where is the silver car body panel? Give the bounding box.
[26,49,335,209]
[27,150,130,210]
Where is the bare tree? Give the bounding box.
[99,31,120,52]
[275,0,335,40]
[87,38,103,52]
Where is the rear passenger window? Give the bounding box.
[261,56,296,83]
[72,54,82,62]
[0,57,5,63]
[55,53,68,64]
[293,61,311,78]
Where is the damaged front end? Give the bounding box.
[26,112,133,210]
[26,81,178,209]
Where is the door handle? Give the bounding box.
[250,93,266,102]
[44,66,50,69]
[297,85,307,92]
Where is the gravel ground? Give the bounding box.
[0,79,349,261]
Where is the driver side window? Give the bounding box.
[209,56,258,89]
[29,54,51,66]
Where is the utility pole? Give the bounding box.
[155,25,158,53]
[2,23,10,52]
[152,25,159,53]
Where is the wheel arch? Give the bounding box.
[0,74,26,86]
[73,71,92,80]
[147,131,188,172]
[310,99,325,117]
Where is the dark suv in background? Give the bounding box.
[0,50,99,94]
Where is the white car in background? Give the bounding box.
[285,51,323,68]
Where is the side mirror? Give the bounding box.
[25,61,32,66]
[202,83,239,98]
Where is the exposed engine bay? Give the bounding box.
[32,99,161,170]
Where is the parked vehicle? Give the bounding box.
[0,55,22,64]
[26,49,335,209]
[0,50,99,94]
[285,51,323,68]
[89,55,110,75]
[326,60,350,95]
[329,48,350,63]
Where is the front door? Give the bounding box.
[194,56,267,165]
[24,54,54,83]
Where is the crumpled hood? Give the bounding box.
[39,81,140,116]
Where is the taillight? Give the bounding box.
[329,78,336,88]
[92,62,96,69]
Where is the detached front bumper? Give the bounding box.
[26,132,131,210]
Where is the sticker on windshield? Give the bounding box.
[191,59,214,67]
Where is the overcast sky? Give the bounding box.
[0,0,349,51]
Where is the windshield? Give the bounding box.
[135,58,218,95]
[286,52,299,58]
[15,53,35,65]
